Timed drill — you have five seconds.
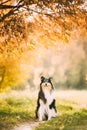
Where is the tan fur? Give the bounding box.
[41,83,52,91]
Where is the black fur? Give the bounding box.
[49,99,57,112]
[35,90,47,118]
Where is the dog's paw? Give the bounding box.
[39,118,43,122]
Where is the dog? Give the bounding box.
[35,76,57,121]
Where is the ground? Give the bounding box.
[0,89,87,130]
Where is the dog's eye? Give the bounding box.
[48,84,52,89]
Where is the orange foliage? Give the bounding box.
[0,0,87,90]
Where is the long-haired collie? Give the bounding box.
[35,76,57,121]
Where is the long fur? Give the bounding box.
[35,76,57,121]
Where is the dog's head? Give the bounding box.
[40,76,54,91]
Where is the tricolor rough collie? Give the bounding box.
[35,76,57,121]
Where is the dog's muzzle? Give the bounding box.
[45,83,48,87]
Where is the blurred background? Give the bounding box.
[0,38,87,91]
[0,0,87,91]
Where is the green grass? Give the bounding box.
[35,109,87,130]
[0,96,36,130]
[35,98,87,130]
[0,91,87,130]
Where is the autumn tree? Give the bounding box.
[0,0,87,90]
[0,0,86,42]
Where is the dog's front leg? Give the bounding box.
[38,100,45,121]
[47,106,52,120]
[38,106,45,121]
[48,110,52,120]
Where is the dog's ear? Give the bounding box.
[49,77,53,81]
[41,76,45,82]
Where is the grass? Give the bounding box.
[0,94,36,130]
[35,109,87,130]
[0,90,87,130]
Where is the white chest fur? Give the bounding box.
[43,89,54,105]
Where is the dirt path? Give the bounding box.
[13,122,38,130]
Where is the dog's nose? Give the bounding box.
[45,83,48,86]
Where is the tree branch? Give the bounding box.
[0,0,10,5]
[0,4,23,9]
[0,9,14,22]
